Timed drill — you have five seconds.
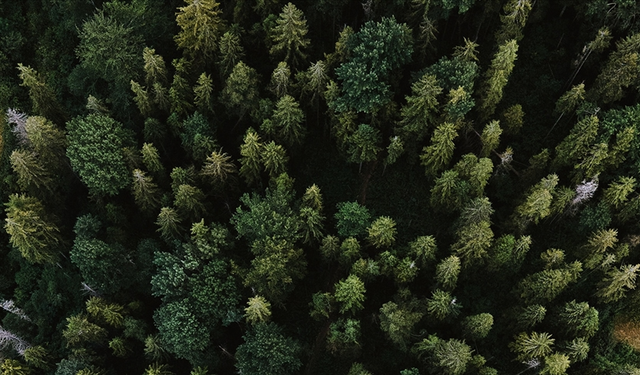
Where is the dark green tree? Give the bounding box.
[235,323,301,375]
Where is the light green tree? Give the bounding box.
[367,216,396,248]
[174,0,225,61]
[436,255,461,290]
[334,275,366,314]
[420,122,458,176]
[510,331,554,361]
[478,39,519,121]
[427,289,461,320]
[596,263,640,303]
[269,3,310,67]
[245,296,272,324]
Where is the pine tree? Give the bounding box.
[510,331,554,361]
[239,128,263,186]
[218,29,245,78]
[516,305,546,329]
[200,150,237,188]
[430,169,468,210]
[435,255,461,290]
[427,289,461,320]
[513,174,559,231]
[10,150,53,192]
[221,61,260,119]
[143,47,168,86]
[131,169,161,213]
[379,301,424,349]
[270,3,310,67]
[174,0,225,61]
[480,120,502,157]
[495,0,532,44]
[420,122,458,176]
[590,32,640,104]
[141,143,164,176]
[384,136,404,170]
[603,176,635,209]
[367,216,397,248]
[399,73,442,139]
[596,263,640,303]
[462,313,493,340]
[409,235,437,267]
[557,300,599,338]
[269,61,292,98]
[334,275,366,314]
[174,184,206,219]
[193,73,214,113]
[261,141,289,179]
[16,64,64,122]
[451,220,494,267]
[245,296,272,324]
[4,194,60,264]
[131,80,152,116]
[582,228,618,270]
[62,315,107,347]
[346,124,382,169]
[564,338,589,363]
[478,40,519,121]
[270,95,305,147]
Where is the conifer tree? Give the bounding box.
[269,61,292,98]
[131,80,152,116]
[270,3,310,67]
[510,331,554,361]
[221,61,260,119]
[239,128,263,186]
[156,207,183,240]
[516,305,546,329]
[516,261,582,304]
[10,150,53,192]
[495,0,532,44]
[582,228,618,270]
[4,194,60,264]
[590,32,640,104]
[557,300,599,338]
[478,40,519,121]
[427,289,461,320]
[399,73,442,139]
[513,174,559,231]
[200,150,237,188]
[245,296,272,324]
[169,58,194,115]
[451,220,493,267]
[141,143,164,176]
[217,29,245,78]
[409,235,437,267]
[131,169,161,213]
[596,263,640,303]
[379,301,423,350]
[480,120,502,157]
[420,122,458,176]
[193,73,214,113]
[174,184,206,219]
[270,95,305,147]
[16,64,65,122]
[143,47,168,86]
[384,136,404,170]
[346,124,382,169]
[462,313,493,340]
[430,169,468,211]
[261,141,289,179]
[435,255,461,290]
[174,0,225,61]
[367,216,397,248]
[300,60,328,108]
[334,275,366,314]
[604,176,635,209]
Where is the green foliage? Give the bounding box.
[557,300,599,338]
[269,95,305,147]
[540,352,570,375]
[245,296,272,324]
[334,17,413,113]
[379,301,423,350]
[399,73,442,138]
[334,201,372,239]
[596,263,640,303]
[175,0,224,60]
[235,323,301,375]
[462,313,493,340]
[221,62,260,118]
[515,261,582,304]
[427,289,461,320]
[367,216,396,248]
[435,255,461,290]
[347,124,382,165]
[270,3,310,67]
[154,299,209,363]
[66,114,132,196]
[478,39,519,121]
[4,194,60,264]
[63,314,107,347]
[510,331,554,361]
[415,336,473,375]
[334,275,366,314]
[420,122,458,176]
[326,318,361,355]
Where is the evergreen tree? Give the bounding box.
[200,150,237,189]
[516,305,546,329]
[235,323,301,375]
[245,296,272,324]
[513,174,559,231]
[379,301,424,350]
[451,220,494,267]
[4,194,60,264]
[399,73,442,139]
[557,300,599,338]
[427,289,461,320]
[174,0,224,61]
[367,216,397,248]
[495,0,532,44]
[193,73,214,113]
[261,141,289,179]
[603,176,635,209]
[217,29,245,78]
[269,61,292,98]
[269,3,310,67]
[462,313,493,340]
[478,40,519,121]
[510,331,554,361]
[131,169,161,213]
[420,122,458,176]
[590,32,640,104]
[220,61,260,119]
[270,95,305,147]
[596,263,640,303]
[239,128,263,186]
[480,120,502,157]
[334,275,366,314]
[435,255,461,290]
[16,64,64,122]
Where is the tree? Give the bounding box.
[582,229,618,270]
[10,150,53,193]
[174,0,224,61]
[62,314,107,347]
[436,255,461,290]
[451,221,494,267]
[553,115,599,169]
[245,296,272,324]
[515,262,582,304]
[409,235,437,267]
[399,73,442,138]
[193,73,214,112]
[235,322,301,375]
[143,47,168,86]
[156,207,183,240]
[154,299,209,364]
[367,216,397,248]
[596,263,640,303]
[480,120,502,157]
[269,61,292,98]
[16,64,64,122]
[495,0,532,44]
[131,169,161,213]
[347,124,382,169]
[564,338,589,363]
[379,301,423,350]
[516,305,546,329]
[510,331,554,361]
[415,336,473,375]
[261,141,289,179]
[420,122,458,176]
[23,346,51,370]
[220,62,260,119]
[333,17,413,113]
[239,128,264,186]
[430,170,468,211]
[200,150,237,189]
[334,275,366,314]
[478,39,519,121]
[174,184,206,219]
[557,300,599,338]
[540,353,570,375]
[590,33,640,104]
[462,313,493,340]
[66,114,132,196]
[217,29,245,78]
[513,174,559,231]
[603,176,635,209]
[269,3,310,67]
[427,289,461,320]
[453,154,493,197]
[334,201,372,238]
[4,194,60,264]
[269,95,305,147]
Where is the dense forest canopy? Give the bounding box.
[4,0,640,374]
